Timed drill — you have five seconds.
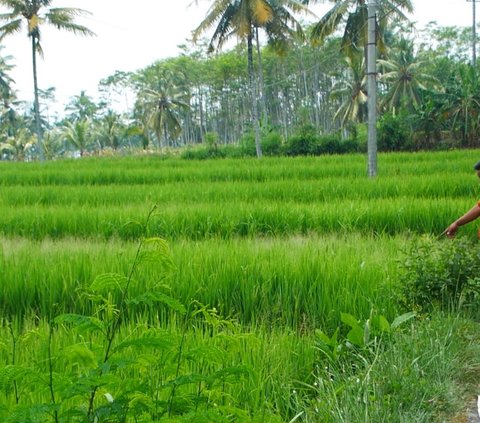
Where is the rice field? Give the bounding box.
[0,150,478,422]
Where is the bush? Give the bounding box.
[261,131,283,156]
[222,144,245,158]
[399,236,480,314]
[284,124,319,156]
[239,132,257,157]
[180,146,226,160]
[314,133,360,155]
[378,111,411,152]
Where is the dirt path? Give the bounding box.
[466,396,479,423]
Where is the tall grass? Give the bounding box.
[0,234,398,329]
[0,197,476,240]
[1,151,479,240]
[1,150,479,421]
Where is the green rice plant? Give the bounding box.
[0,149,477,187]
[0,149,479,241]
[0,150,479,421]
[0,228,254,421]
[0,196,475,240]
[0,234,400,330]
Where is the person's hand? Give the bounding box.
[444,222,459,238]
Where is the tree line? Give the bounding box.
[0,0,478,160]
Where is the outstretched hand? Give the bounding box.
[443,223,458,238]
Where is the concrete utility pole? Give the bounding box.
[367,0,377,177]
[467,0,480,66]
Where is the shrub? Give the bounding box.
[180,146,226,160]
[221,144,245,158]
[284,124,319,156]
[239,132,257,157]
[378,111,411,152]
[261,131,283,156]
[398,236,480,314]
[315,133,358,155]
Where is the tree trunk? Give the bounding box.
[31,35,44,161]
[247,31,262,158]
[255,27,268,126]
[367,0,377,177]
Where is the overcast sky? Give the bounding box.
[0,0,475,114]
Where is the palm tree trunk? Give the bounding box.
[247,32,262,158]
[255,27,268,126]
[31,35,44,161]
[367,0,377,177]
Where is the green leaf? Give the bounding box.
[54,313,105,334]
[391,312,416,330]
[128,392,155,412]
[126,291,186,314]
[6,403,57,422]
[314,329,332,345]
[347,326,365,347]
[163,373,207,388]
[183,345,224,363]
[113,333,175,353]
[61,343,97,370]
[138,237,176,272]
[0,365,32,390]
[90,273,128,293]
[341,312,360,329]
[371,315,391,333]
[122,219,144,232]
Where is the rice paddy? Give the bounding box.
[0,150,478,422]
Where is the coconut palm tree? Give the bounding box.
[193,0,309,158]
[0,127,35,160]
[378,38,441,112]
[63,119,91,157]
[136,70,190,150]
[330,53,367,126]
[0,0,94,159]
[307,0,413,59]
[95,110,124,150]
[65,90,101,122]
[447,64,480,147]
[0,46,14,103]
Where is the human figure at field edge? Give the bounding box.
[444,160,480,238]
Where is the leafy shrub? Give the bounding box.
[352,123,368,153]
[283,124,319,156]
[313,133,360,155]
[221,143,245,158]
[398,236,480,313]
[180,146,226,160]
[239,132,257,157]
[204,131,219,150]
[378,111,411,152]
[261,131,283,156]
[0,220,251,422]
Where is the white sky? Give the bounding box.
[0,0,475,114]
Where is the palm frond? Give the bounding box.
[192,0,231,42]
[45,9,95,36]
[0,18,22,39]
[310,2,350,46]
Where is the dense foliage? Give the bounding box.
[0,19,479,160]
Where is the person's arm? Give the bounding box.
[445,203,480,238]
